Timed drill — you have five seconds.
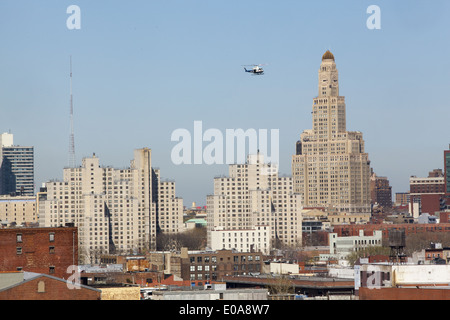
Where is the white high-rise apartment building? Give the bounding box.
[39,148,183,263]
[207,153,303,250]
[292,51,371,215]
[153,168,184,234]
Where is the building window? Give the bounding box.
[16,234,22,243]
[16,247,22,255]
[49,233,55,242]
[38,281,45,293]
[49,267,55,274]
[49,246,55,254]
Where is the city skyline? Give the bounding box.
[1,1,450,206]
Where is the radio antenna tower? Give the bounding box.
[68,55,76,168]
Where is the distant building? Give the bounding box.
[210,225,270,254]
[181,249,264,281]
[206,153,303,250]
[395,192,410,206]
[370,171,392,208]
[301,208,330,235]
[0,132,34,196]
[269,261,300,275]
[292,51,371,215]
[439,211,450,223]
[153,169,184,234]
[183,218,207,230]
[0,195,37,225]
[38,148,183,263]
[409,170,445,218]
[423,242,447,263]
[326,211,370,225]
[322,230,382,260]
[302,220,323,233]
[357,263,450,300]
[151,288,268,300]
[418,213,438,224]
[333,223,450,241]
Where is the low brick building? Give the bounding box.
[0,271,101,300]
[0,226,78,279]
[357,263,450,300]
[333,223,450,240]
[359,286,450,300]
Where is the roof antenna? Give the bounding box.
[68,56,76,168]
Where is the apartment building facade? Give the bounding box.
[209,225,270,254]
[153,169,183,234]
[0,195,37,225]
[206,153,303,250]
[38,148,183,263]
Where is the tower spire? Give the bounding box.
[291,51,371,215]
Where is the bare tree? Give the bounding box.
[346,245,390,267]
[266,274,295,296]
[156,227,206,251]
[404,232,450,255]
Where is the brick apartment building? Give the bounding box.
[409,169,446,217]
[333,223,450,240]
[181,250,263,282]
[0,226,78,280]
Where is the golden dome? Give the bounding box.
[322,50,335,61]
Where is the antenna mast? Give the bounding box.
[68,56,76,168]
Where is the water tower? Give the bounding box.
[388,229,406,263]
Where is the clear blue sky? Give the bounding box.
[1,1,450,206]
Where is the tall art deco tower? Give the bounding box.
[292,51,371,215]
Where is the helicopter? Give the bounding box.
[242,64,266,75]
